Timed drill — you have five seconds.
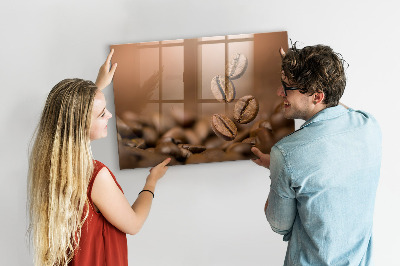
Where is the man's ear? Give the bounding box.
[313,91,325,104]
[279,47,286,58]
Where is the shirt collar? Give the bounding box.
[300,105,349,129]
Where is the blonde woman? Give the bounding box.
[27,49,171,266]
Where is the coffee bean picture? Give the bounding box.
[227,53,248,80]
[210,75,236,103]
[111,31,294,169]
[233,95,259,124]
[211,114,237,141]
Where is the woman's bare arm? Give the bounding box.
[91,158,170,235]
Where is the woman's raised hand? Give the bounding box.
[95,49,118,90]
[147,158,171,185]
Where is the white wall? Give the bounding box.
[1,0,399,265]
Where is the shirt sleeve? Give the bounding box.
[266,146,297,241]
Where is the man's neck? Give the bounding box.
[305,104,327,121]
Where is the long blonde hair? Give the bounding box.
[28,79,98,265]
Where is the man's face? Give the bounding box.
[277,73,315,121]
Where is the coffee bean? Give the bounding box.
[137,155,181,168]
[233,95,259,124]
[201,148,226,162]
[254,127,275,154]
[170,107,196,128]
[121,111,152,128]
[211,114,238,141]
[204,136,224,149]
[211,75,236,103]
[227,53,248,80]
[157,137,183,146]
[116,117,136,139]
[118,144,140,169]
[142,126,158,147]
[270,112,295,131]
[161,127,187,143]
[184,129,201,145]
[178,144,206,153]
[122,138,146,149]
[219,128,251,150]
[194,118,213,142]
[178,147,192,160]
[242,137,256,145]
[186,153,208,164]
[152,113,176,135]
[259,120,272,131]
[155,142,183,159]
[273,127,294,142]
[223,151,246,161]
[226,142,254,157]
[118,116,143,137]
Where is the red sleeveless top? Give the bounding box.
[69,160,128,266]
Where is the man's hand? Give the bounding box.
[251,147,271,169]
[95,49,117,90]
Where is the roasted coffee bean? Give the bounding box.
[223,151,246,161]
[122,138,146,149]
[250,120,272,137]
[211,114,238,141]
[121,111,152,127]
[216,127,249,150]
[119,117,143,137]
[242,137,256,145]
[187,148,225,164]
[137,155,180,168]
[204,136,224,149]
[118,144,140,169]
[178,144,206,153]
[161,127,187,143]
[233,95,259,124]
[211,75,236,103]
[186,153,208,164]
[259,120,272,131]
[227,53,248,80]
[116,117,136,139]
[157,137,183,146]
[194,118,213,142]
[184,129,201,145]
[152,113,176,135]
[170,107,196,128]
[178,147,192,160]
[226,142,254,157]
[155,142,183,159]
[254,127,275,154]
[201,148,226,162]
[273,127,294,142]
[270,111,294,131]
[142,127,158,147]
[145,147,155,153]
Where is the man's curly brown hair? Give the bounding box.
[281,43,348,107]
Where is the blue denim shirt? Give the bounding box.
[266,105,382,266]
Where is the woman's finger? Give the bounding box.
[110,63,117,76]
[106,49,114,65]
[161,158,171,166]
